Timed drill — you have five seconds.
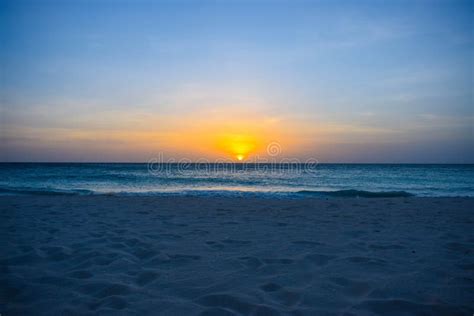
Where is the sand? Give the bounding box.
[1,196,473,315]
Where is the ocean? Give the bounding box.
[0,163,473,197]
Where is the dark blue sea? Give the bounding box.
[0,163,473,197]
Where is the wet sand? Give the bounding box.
[1,196,473,315]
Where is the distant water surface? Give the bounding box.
[0,163,473,197]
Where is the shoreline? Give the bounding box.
[2,196,473,315]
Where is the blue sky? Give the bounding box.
[1,0,473,162]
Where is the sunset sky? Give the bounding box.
[1,0,473,163]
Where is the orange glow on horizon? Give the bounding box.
[215,133,262,160]
[27,107,313,160]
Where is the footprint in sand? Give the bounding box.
[238,256,264,269]
[259,282,301,307]
[77,282,132,299]
[206,241,225,250]
[351,299,470,315]
[262,258,294,265]
[68,270,93,279]
[206,239,251,251]
[89,295,129,311]
[303,253,335,266]
[195,293,256,315]
[146,253,201,266]
[329,277,371,297]
[135,270,159,286]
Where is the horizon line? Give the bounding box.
[1,162,473,165]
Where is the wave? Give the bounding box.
[0,187,94,196]
[296,189,414,198]
[0,187,282,198]
[0,186,415,198]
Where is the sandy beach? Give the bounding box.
[1,196,473,315]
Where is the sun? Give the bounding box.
[216,133,260,161]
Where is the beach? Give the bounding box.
[2,0,473,314]
[1,195,473,315]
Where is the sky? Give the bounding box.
[1,0,473,163]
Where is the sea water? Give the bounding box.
[0,163,473,197]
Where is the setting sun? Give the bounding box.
[216,133,262,160]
